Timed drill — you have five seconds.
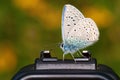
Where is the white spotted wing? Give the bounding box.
[67,18,99,49]
[62,4,85,43]
[61,4,99,57]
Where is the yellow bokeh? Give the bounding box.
[13,0,61,29]
[13,0,39,9]
[83,6,114,28]
[0,42,17,72]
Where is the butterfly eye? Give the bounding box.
[60,43,64,48]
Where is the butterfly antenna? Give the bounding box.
[57,42,62,47]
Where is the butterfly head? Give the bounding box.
[60,43,69,54]
[60,43,64,50]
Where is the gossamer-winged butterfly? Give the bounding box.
[60,4,99,61]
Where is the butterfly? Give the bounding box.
[60,4,99,61]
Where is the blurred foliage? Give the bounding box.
[0,0,120,80]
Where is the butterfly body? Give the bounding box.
[60,4,99,60]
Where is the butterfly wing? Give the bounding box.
[61,4,85,43]
[67,18,99,49]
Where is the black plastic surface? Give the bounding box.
[12,51,120,80]
[12,61,120,80]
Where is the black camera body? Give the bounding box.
[12,50,120,80]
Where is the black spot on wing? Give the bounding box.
[73,19,75,21]
[67,24,70,26]
[71,17,73,19]
[74,29,76,31]
[87,38,89,40]
[74,23,76,25]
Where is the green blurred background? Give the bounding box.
[0,0,120,80]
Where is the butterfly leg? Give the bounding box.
[70,53,76,62]
[76,52,80,57]
[78,50,84,57]
[63,53,65,61]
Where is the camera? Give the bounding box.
[12,50,120,80]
